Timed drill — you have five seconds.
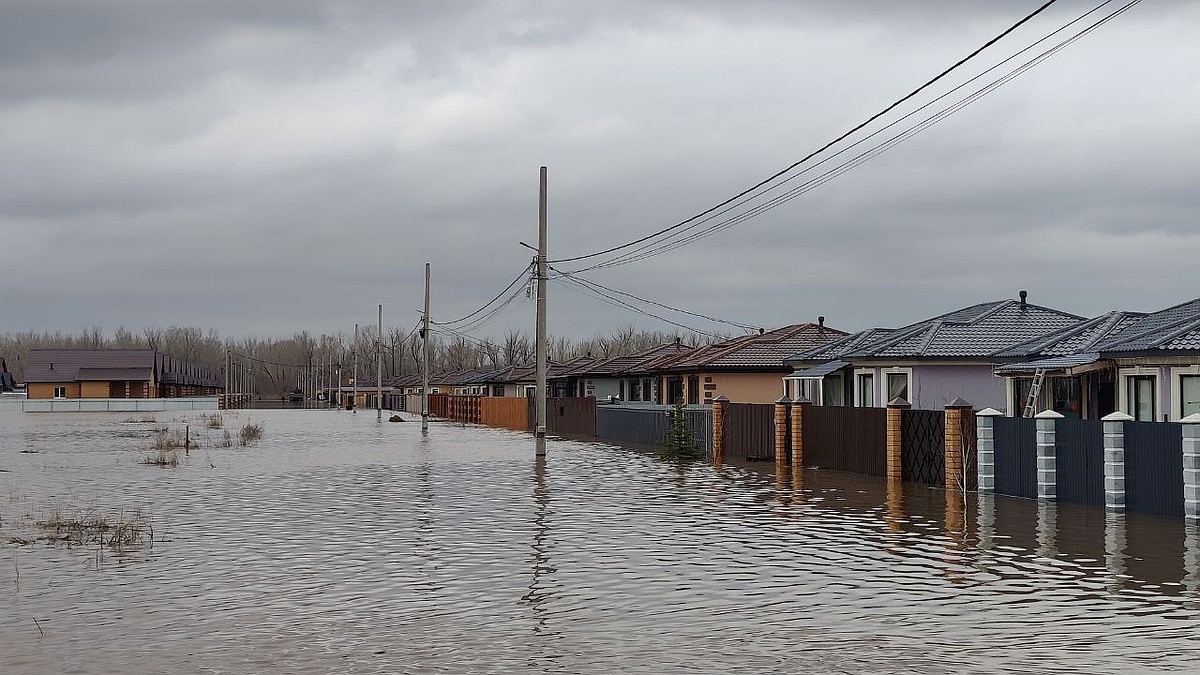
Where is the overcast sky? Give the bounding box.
[3,1,1197,342]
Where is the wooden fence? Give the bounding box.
[482,397,529,431]
[803,405,888,476]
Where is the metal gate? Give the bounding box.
[901,409,944,487]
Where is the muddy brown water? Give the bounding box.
[1,410,1199,673]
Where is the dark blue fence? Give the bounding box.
[595,406,712,456]
[1125,421,1183,518]
[993,417,1037,499]
[1055,418,1104,507]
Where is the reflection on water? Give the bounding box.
[2,410,1200,673]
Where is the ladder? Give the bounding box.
[1022,368,1046,418]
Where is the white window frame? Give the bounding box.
[53,386,67,398]
[853,368,877,408]
[1118,367,1160,421]
[881,367,914,405]
[1170,366,1200,420]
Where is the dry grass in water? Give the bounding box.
[152,428,188,452]
[204,413,223,429]
[35,508,153,552]
[239,421,264,446]
[141,449,180,467]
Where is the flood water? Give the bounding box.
[2,409,1199,673]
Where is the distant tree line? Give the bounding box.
[0,324,729,397]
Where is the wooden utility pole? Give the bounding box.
[422,262,431,433]
[377,303,383,421]
[352,323,359,412]
[535,166,548,457]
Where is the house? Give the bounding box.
[783,328,895,406]
[787,294,1083,411]
[23,349,223,399]
[549,342,693,404]
[646,322,848,405]
[992,311,1145,418]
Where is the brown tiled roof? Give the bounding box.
[652,324,848,372]
[25,350,157,383]
[76,367,154,381]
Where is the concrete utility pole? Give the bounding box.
[422,262,431,433]
[535,166,548,458]
[224,349,230,409]
[377,303,383,421]
[352,323,359,412]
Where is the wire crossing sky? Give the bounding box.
[2,1,1195,340]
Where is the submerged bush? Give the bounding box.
[239,422,264,446]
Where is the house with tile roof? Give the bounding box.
[783,328,895,406]
[992,310,1145,418]
[995,297,1200,421]
[787,294,1084,411]
[550,341,694,404]
[646,322,847,405]
[23,349,223,400]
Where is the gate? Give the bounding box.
[901,409,944,487]
[803,406,888,476]
[993,417,1037,499]
[724,403,775,461]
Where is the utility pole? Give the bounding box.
[377,303,383,421]
[352,323,359,412]
[224,349,230,410]
[422,262,431,433]
[535,165,548,457]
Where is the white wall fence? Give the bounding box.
[18,397,221,413]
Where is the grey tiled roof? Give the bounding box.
[993,311,1145,358]
[843,299,1083,359]
[994,353,1101,374]
[1097,298,1200,353]
[24,349,222,388]
[786,328,895,363]
[652,323,848,371]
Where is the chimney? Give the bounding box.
[758,328,765,335]
[1019,290,1028,308]
[818,316,825,328]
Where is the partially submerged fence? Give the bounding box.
[980,411,1193,519]
[595,405,712,455]
[723,403,774,461]
[529,397,597,437]
[803,405,887,476]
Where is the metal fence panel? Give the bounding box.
[725,403,775,461]
[1125,421,1184,518]
[901,409,945,487]
[595,406,711,456]
[803,406,888,476]
[1055,418,1104,507]
[993,417,1037,499]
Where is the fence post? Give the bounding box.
[976,408,1003,494]
[791,396,810,469]
[1102,411,1133,511]
[944,398,973,492]
[1035,410,1064,500]
[712,395,729,465]
[887,397,910,482]
[1182,413,1200,523]
[774,396,790,467]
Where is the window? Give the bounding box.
[53,386,67,398]
[619,380,625,400]
[856,372,874,407]
[1129,376,1155,422]
[1053,377,1083,419]
[642,378,653,402]
[795,379,816,402]
[823,375,844,407]
[687,376,700,405]
[1181,375,1200,418]
[1012,377,1033,416]
[885,372,909,403]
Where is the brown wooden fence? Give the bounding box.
[528,397,597,437]
[446,395,482,424]
[482,397,530,431]
[428,393,449,418]
[803,405,888,476]
[724,403,775,461]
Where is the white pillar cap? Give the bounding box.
[1180,412,1200,424]
[1034,410,1065,419]
[1102,411,1135,422]
[976,407,1004,417]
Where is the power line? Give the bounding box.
[433,262,534,326]
[549,0,1062,265]
[550,266,762,331]
[568,0,1137,273]
[553,274,724,339]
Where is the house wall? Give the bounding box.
[588,377,621,400]
[81,381,111,398]
[28,383,81,399]
[911,364,1005,411]
[663,372,785,404]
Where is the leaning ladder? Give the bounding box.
[1022,368,1046,418]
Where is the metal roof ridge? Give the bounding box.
[915,320,945,355]
[1100,312,1200,350]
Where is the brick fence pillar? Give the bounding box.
[712,395,729,465]
[1103,411,1133,510]
[791,396,810,470]
[774,396,790,467]
[944,398,973,492]
[886,397,910,482]
[1036,410,1064,500]
[975,408,1003,494]
[1182,413,1200,523]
